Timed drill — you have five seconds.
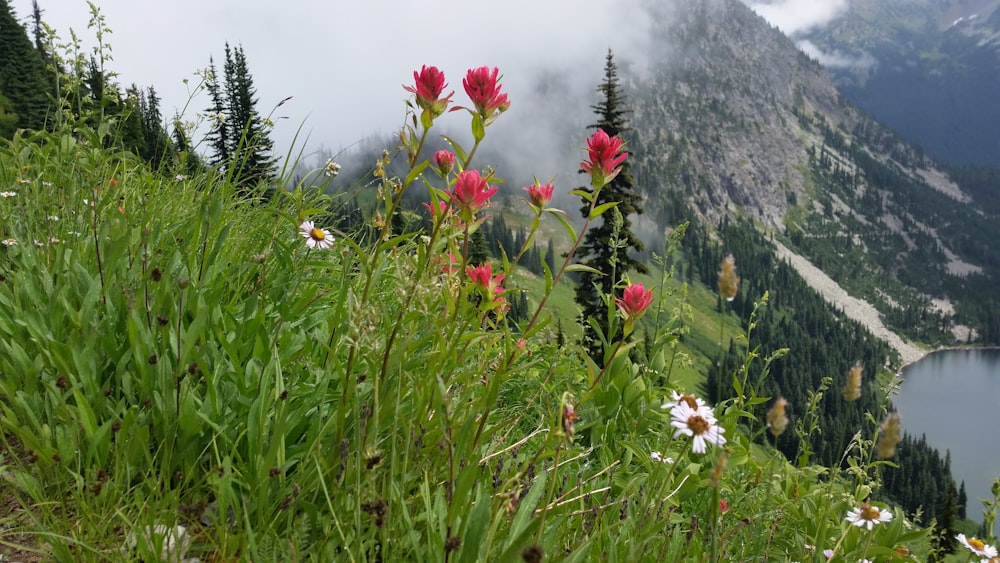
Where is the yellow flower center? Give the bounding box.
[687,415,710,435]
[969,538,986,551]
[859,506,880,521]
[309,227,326,241]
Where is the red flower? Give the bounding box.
[466,262,506,301]
[404,65,453,118]
[524,180,555,209]
[433,150,456,176]
[462,66,510,121]
[423,200,449,220]
[615,283,654,321]
[719,499,730,513]
[580,128,627,187]
[450,169,498,218]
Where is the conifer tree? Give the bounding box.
[574,49,647,359]
[0,0,51,133]
[204,44,275,189]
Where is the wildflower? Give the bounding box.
[957,534,998,558]
[524,180,555,210]
[650,451,674,464]
[719,499,729,513]
[845,500,893,530]
[875,412,902,458]
[669,401,726,454]
[15,178,30,184]
[717,254,740,302]
[0,191,16,197]
[211,111,228,127]
[841,362,863,401]
[765,396,789,437]
[174,174,187,181]
[560,401,577,439]
[580,128,627,188]
[323,159,341,179]
[1,238,16,246]
[661,390,708,413]
[615,283,654,322]
[47,215,59,221]
[439,253,460,275]
[432,150,456,176]
[299,220,334,250]
[466,262,505,302]
[450,169,498,220]
[462,66,510,122]
[423,200,449,221]
[404,65,453,119]
[823,549,834,560]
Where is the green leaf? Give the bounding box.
[458,485,491,563]
[471,114,485,142]
[507,472,546,547]
[404,159,430,188]
[589,201,620,220]
[548,209,578,246]
[564,263,603,275]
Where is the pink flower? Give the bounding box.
[615,283,654,321]
[404,65,453,118]
[462,66,510,120]
[450,169,498,218]
[423,200,449,220]
[719,499,729,513]
[433,150,456,176]
[524,180,555,209]
[467,262,506,301]
[580,128,627,187]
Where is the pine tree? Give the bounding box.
[223,44,275,189]
[573,50,647,359]
[204,56,231,166]
[0,0,51,133]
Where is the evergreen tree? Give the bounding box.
[204,56,231,166]
[222,44,275,189]
[574,50,647,359]
[0,0,51,133]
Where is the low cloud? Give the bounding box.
[797,40,877,70]
[744,0,848,35]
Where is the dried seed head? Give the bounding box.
[717,254,740,302]
[841,362,863,401]
[766,396,789,437]
[876,412,902,458]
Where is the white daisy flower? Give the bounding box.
[845,501,893,530]
[0,191,17,197]
[1,238,17,246]
[299,220,333,249]
[661,390,709,413]
[669,402,726,454]
[957,534,997,558]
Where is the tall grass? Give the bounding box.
[0,46,964,562]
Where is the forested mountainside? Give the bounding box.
[795,0,1000,167]
[622,0,1000,345]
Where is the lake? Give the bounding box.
[894,348,1000,536]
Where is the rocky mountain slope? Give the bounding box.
[623,0,1000,344]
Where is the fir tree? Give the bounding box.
[204,56,231,166]
[0,0,51,133]
[574,50,646,359]
[223,44,275,189]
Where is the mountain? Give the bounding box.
[622,0,1000,344]
[789,0,1000,167]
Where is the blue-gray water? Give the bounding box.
[894,348,1000,536]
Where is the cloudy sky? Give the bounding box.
[12,0,847,162]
